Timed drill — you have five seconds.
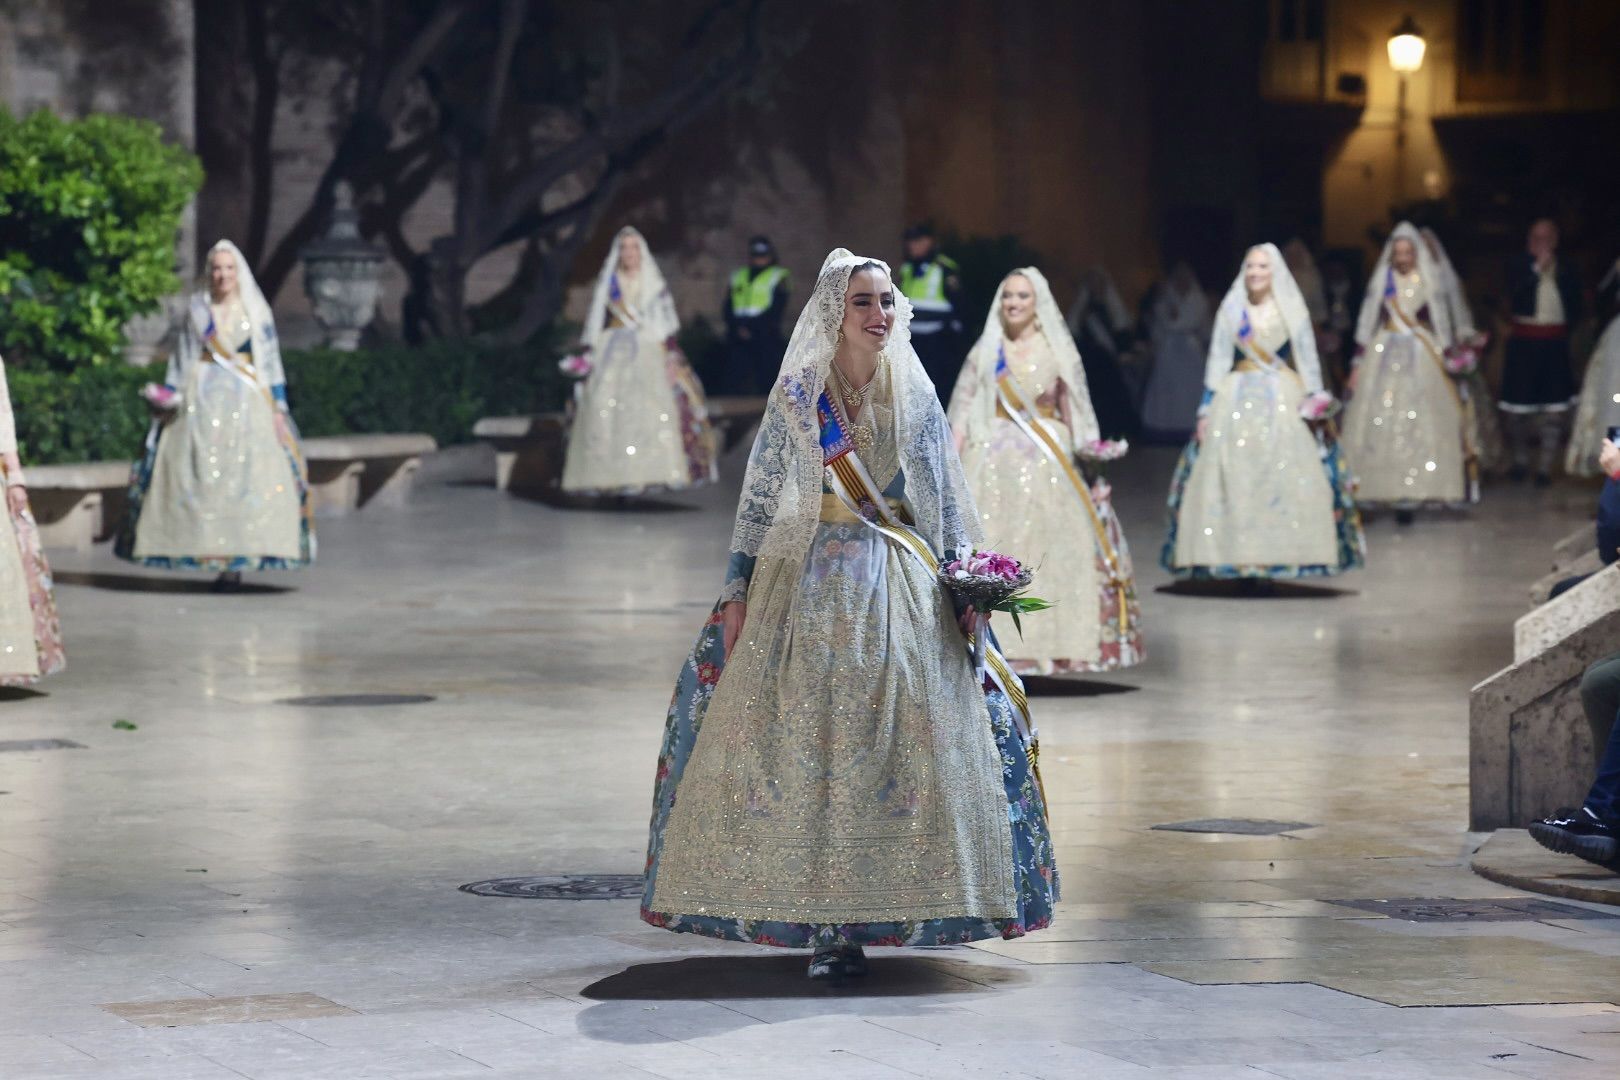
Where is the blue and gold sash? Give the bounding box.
[993,346,1131,637]
[817,390,1041,778]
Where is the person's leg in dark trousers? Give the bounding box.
[1532,652,1620,865]
[1579,653,1620,821]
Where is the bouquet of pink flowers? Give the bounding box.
[1299,390,1341,422]
[1443,331,1488,376]
[1078,438,1129,462]
[140,383,181,411]
[939,550,1054,679]
[558,350,593,378]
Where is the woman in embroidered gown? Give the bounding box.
[561,227,717,496]
[1340,222,1478,516]
[949,267,1143,674]
[1141,261,1211,439]
[1567,307,1620,477]
[0,353,65,686]
[1423,226,1504,475]
[1066,266,1139,441]
[1162,244,1364,580]
[115,241,313,587]
[642,250,1056,979]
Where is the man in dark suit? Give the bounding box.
[1500,218,1584,486]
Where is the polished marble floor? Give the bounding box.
[1,444,1617,1079]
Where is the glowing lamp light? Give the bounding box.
[1387,15,1427,74]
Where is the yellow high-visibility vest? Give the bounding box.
[729,266,789,317]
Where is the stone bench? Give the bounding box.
[22,461,131,552]
[474,395,767,500]
[301,434,437,517]
[1470,564,1620,830]
[1529,523,1601,604]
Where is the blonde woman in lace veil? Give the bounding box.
[642,250,1056,980]
[1340,222,1478,516]
[561,227,716,495]
[949,267,1143,674]
[0,352,65,685]
[1162,244,1364,580]
[116,240,313,588]
[1567,309,1620,476]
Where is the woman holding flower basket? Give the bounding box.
[641,250,1056,980]
[1162,244,1364,580]
[949,267,1143,674]
[115,241,313,586]
[1340,222,1482,515]
[559,227,716,496]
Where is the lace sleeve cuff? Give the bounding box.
[720,577,750,605]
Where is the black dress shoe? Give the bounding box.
[1529,807,1619,867]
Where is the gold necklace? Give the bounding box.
[831,356,880,455]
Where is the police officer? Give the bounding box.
[723,235,791,396]
[898,224,966,403]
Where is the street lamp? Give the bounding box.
[1387,15,1427,74]
[1387,15,1426,199]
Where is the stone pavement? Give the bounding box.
[0,445,1616,1079]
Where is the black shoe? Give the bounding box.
[1395,509,1415,525]
[807,945,868,980]
[1534,472,1552,488]
[211,571,244,593]
[1528,807,1619,867]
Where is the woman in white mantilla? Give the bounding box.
[1422,226,1504,474]
[1162,244,1364,580]
[1141,261,1211,439]
[642,250,1056,980]
[561,227,717,496]
[0,352,65,686]
[949,267,1143,674]
[116,241,313,585]
[1340,222,1479,513]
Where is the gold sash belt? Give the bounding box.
[819,493,912,525]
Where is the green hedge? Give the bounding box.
[8,339,570,466]
[282,339,570,445]
[0,109,202,372]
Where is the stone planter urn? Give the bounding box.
[301,182,385,351]
[121,299,178,367]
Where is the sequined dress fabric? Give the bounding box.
[122,303,306,567]
[1165,310,1360,577]
[644,376,1056,942]
[1339,272,1468,506]
[959,332,1111,673]
[0,357,65,685]
[560,274,717,495]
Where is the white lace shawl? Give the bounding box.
[582,226,679,353]
[949,266,1101,450]
[171,239,285,392]
[1354,221,1454,350]
[731,248,983,563]
[1420,226,1476,339]
[1205,243,1323,394]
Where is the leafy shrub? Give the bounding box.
[8,337,571,465]
[8,361,159,465]
[282,337,571,445]
[0,108,202,372]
